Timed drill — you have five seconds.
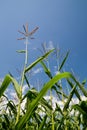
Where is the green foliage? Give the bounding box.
[0,26,87,130]
[0,74,21,99]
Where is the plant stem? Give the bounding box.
[16,37,28,124]
[25,37,28,65]
[50,90,54,130]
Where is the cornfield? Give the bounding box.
[0,24,87,130]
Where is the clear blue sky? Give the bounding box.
[0,0,87,82]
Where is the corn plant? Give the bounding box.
[0,23,87,130]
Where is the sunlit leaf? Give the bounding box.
[25,49,54,73]
[0,74,21,99]
[15,72,72,129]
[59,51,69,71]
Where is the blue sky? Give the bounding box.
[0,0,87,83]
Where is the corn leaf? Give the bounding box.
[24,74,30,88]
[16,50,26,53]
[7,101,17,115]
[38,115,47,130]
[67,79,81,101]
[71,76,87,97]
[0,74,21,99]
[63,86,76,112]
[40,61,52,78]
[40,61,62,89]
[59,51,69,71]
[25,49,54,73]
[15,72,72,129]
[0,75,11,98]
[72,104,87,115]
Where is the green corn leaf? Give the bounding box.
[40,61,62,89]
[2,121,7,130]
[72,104,87,115]
[16,50,26,53]
[71,76,87,97]
[25,49,54,73]
[55,103,63,115]
[82,79,86,85]
[22,88,52,111]
[15,72,72,129]
[0,74,21,99]
[38,115,47,130]
[24,74,30,88]
[59,51,69,71]
[0,75,11,98]
[4,114,10,127]
[33,112,42,125]
[67,79,81,101]
[40,61,52,79]
[9,75,21,99]
[7,101,17,115]
[63,86,76,112]
[80,101,87,112]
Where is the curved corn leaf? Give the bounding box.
[15,72,72,129]
[22,88,52,111]
[25,49,54,73]
[0,74,21,99]
[0,75,11,97]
